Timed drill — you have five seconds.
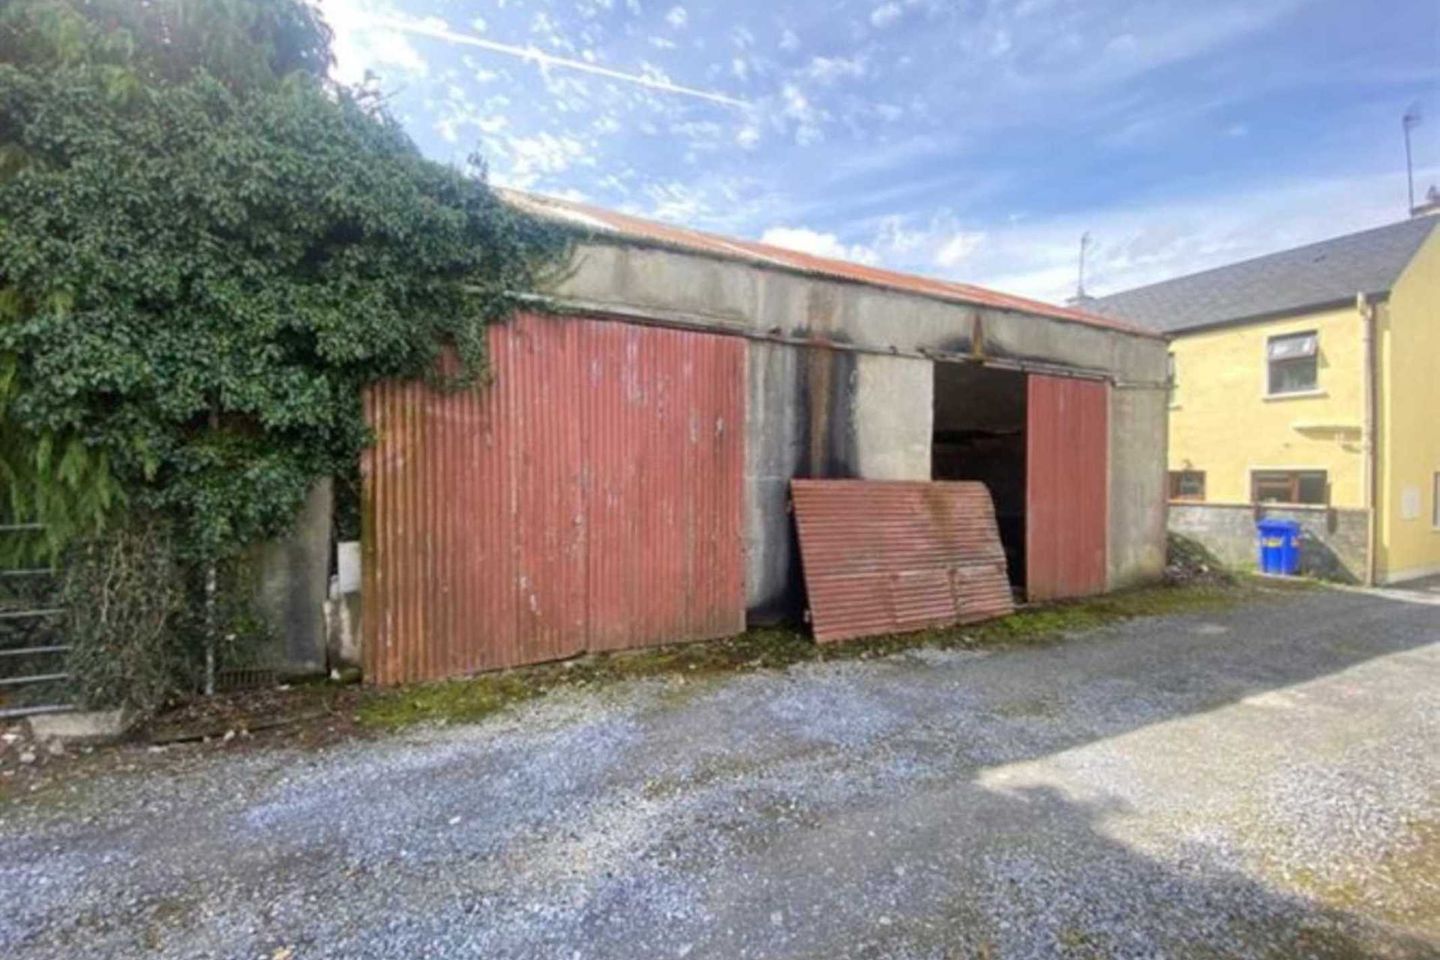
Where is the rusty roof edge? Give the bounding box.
[501,189,1165,343]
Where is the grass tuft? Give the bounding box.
[356,576,1311,732]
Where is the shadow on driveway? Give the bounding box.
[2,585,1437,958]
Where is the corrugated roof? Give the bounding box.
[1089,217,1440,335]
[501,189,1159,339]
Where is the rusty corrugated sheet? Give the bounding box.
[361,312,746,685]
[791,480,1015,644]
[1026,374,1109,601]
[502,190,1159,339]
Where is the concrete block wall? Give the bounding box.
[1169,502,1368,583]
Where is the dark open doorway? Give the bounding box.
[932,363,1027,591]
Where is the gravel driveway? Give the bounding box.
[3,583,1438,959]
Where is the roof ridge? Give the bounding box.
[1093,216,1437,301]
[500,188,1160,339]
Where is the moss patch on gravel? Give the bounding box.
[358,576,1311,731]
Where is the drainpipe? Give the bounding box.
[1359,292,1379,587]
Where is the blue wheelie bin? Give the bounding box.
[1256,518,1302,575]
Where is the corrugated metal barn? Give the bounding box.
[359,192,1170,684]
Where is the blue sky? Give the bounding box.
[317,0,1439,303]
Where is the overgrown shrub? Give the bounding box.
[0,0,574,704]
[0,0,571,567]
[61,517,186,716]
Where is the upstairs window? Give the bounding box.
[1168,470,1205,501]
[1267,332,1318,395]
[1252,469,1328,505]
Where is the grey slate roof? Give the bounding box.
[1089,217,1439,334]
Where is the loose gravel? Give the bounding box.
[2,584,1437,959]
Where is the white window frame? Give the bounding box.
[1265,331,1320,398]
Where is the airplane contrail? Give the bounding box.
[365,16,750,109]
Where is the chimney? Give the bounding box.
[1412,184,1440,218]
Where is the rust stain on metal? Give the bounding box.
[361,312,746,685]
[791,480,1015,644]
[1026,374,1109,601]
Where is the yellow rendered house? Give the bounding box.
[1092,211,1440,585]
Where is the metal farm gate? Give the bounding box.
[361,313,746,685]
[1026,374,1110,601]
[0,523,72,720]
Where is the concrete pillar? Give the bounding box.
[254,478,332,675]
[1108,387,1168,588]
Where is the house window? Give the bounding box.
[1267,332,1318,395]
[1251,470,1328,505]
[1169,470,1205,501]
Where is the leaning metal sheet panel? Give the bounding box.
[791,480,1014,644]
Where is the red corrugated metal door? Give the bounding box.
[361,313,746,685]
[1026,375,1108,601]
[791,480,1014,643]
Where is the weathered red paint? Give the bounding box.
[361,312,746,685]
[1025,374,1109,601]
[791,480,1014,644]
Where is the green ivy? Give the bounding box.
[0,0,570,562]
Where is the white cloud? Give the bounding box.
[736,124,761,149]
[804,55,866,85]
[934,231,986,268]
[779,28,800,52]
[492,132,592,189]
[760,227,878,264]
[665,5,688,29]
[870,2,903,28]
[967,168,1434,303]
[350,12,747,107]
[318,0,428,85]
[643,181,714,222]
[778,83,825,145]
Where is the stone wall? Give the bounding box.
[1168,502,1369,583]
